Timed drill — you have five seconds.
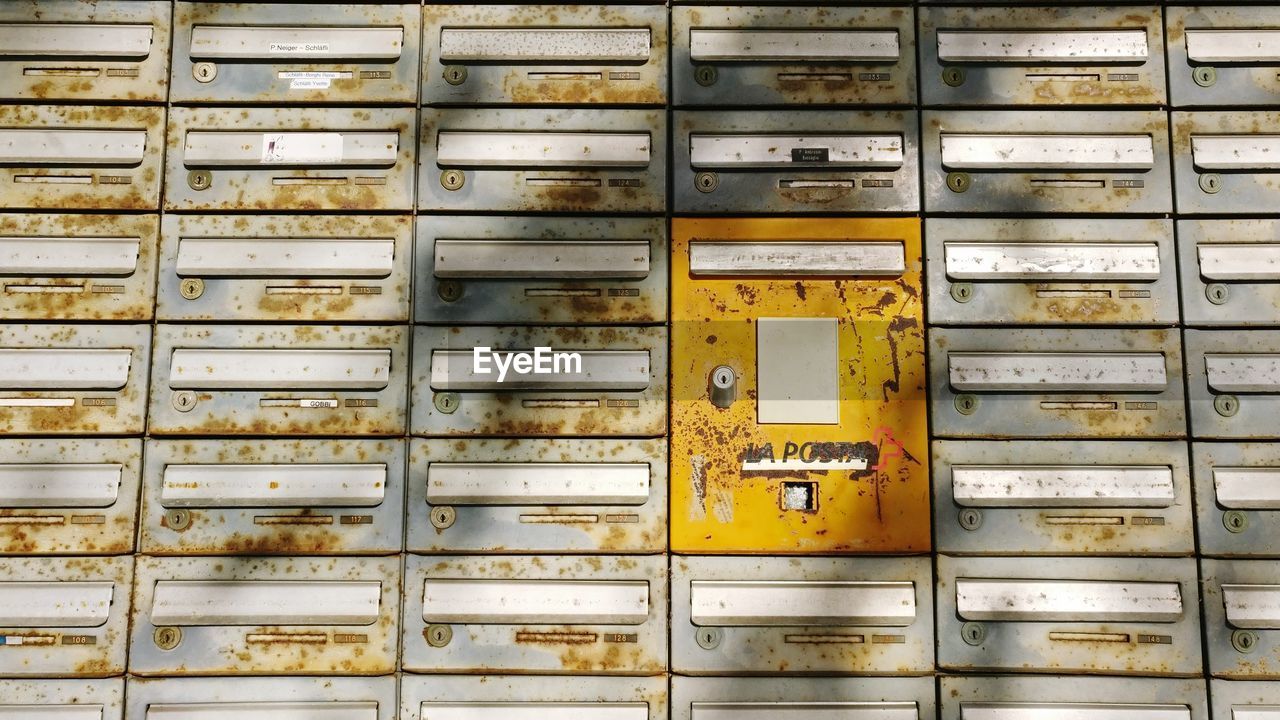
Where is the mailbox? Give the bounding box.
[1168,6,1280,107]
[402,676,667,720]
[1179,219,1280,327]
[1203,559,1280,679]
[1186,329,1280,440]
[125,676,397,720]
[1194,442,1280,558]
[672,676,936,720]
[1173,111,1280,215]
[0,678,122,720]
[940,676,1209,720]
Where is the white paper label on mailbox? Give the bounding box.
[0,464,121,508]
[150,581,381,626]
[948,352,1167,392]
[427,463,649,505]
[0,582,113,627]
[261,134,344,165]
[691,580,916,627]
[956,579,1183,622]
[952,465,1175,508]
[161,464,386,508]
[422,579,648,625]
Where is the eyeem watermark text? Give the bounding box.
[473,347,583,382]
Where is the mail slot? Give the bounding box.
[927,218,1178,326]
[924,110,1172,214]
[0,213,157,321]
[0,678,123,720]
[920,7,1166,106]
[933,440,1193,556]
[402,554,667,675]
[0,556,132,678]
[423,5,667,105]
[1174,111,1280,215]
[0,438,140,555]
[140,438,406,556]
[940,676,1210,720]
[0,0,169,102]
[126,676,396,720]
[1210,678,1280,720]
[674,110,918,213]
[402,676,667,720]
[937,555,1202,675]
[1193,442,1280,558]
[672,676,935,720]
[411,325,666,438]
[1185,330,1280,440]
[0,324,149,436]
[129,556,398,676]
[157,215,410,322]
[0,105,164,211]
[1168,7,1280,106]
[416,216,667,325]
[670,217,927,554]
[1179,220,1280,327]
[147,324,408,437]
[930,327,1186,439]
[671,555,932,675]
[171,2,419,104]
[1202,559,1280,679]
[672,6,915,106]
[420,108,666,213]
[408,438,666,554]
[165,107,416,212]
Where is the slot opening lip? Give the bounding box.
[688,27,902,65]
[437,26,653,65]
[434,131,654,171]
[181,130,402,170]
[934,28,1151,66]
[0,23,155,61]
[187,24,406,62]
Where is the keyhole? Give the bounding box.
[1200,173,1222,194]
[436,280,463,303]
[430,506,456,530]
[961,622,986,646]
[958,508,983,531]
[180,278,204,300]
[187,170,212,192]
[154,626,182,650]
[1206,283,1230,306]
[192,62,217,83]
[694,66,718,87]
[1224,510,1249,534]
[694,171,718,193]
[942,67,965,87]
[172,391,197,413]
[695,627,722,650]
[950,282,974,303]
[954,394,979,415]
[947,172,971,193]
[434,392,460,414]
[165,509,191,532]
[426,624,453,647]
[440,169,465,191]
[444,65,468,86]
[1193,66,1217,87]
[1215,394,1240,417]
[1232,629,1258,654]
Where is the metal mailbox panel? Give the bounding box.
[920,7,1166,106]
[0,324,149,436]
[147,324,408,437]
[140,438,406,556]
[0,214,157,322]
[157,215,411,323]
[1168,7,1280,107]
[0,105,163,211]
[670,217,928,554]
[923,110,1172,214]
[937,555,1203,676]
[125,676,396,720]
[1179,220,1280,327]
[402,554,667,675]
[930,327,1186,439]
[402,675,667,720]
[1174,111,1280,215]
[940,676,1210,720]
[419,108,666,213]
[0,556,131,678]
[672,676,936,720]
[411,325,667,438]
[926,218,1178,326]
[933,440,1194,556]
[1193,442,1280,558]
[671,555,933,675]
[1186,330,1280,440]
[423,5,667,105]
[0,438,140,555]
[0,678,123,720]
[171,2,419,104]
[129,556,399,676]
[164,107,416,212]
[416,216,667,325]
[0,1,170,103]
[672,6,916,107]
[1210,679,1280,720]
[674,110,918,213]
[408,438,667,554]
[1202,559,1280,679]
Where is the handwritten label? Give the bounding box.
[261,133,343,164]
[270,42,329,54]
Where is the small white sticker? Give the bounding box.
[260,133,344,164]
[270,42,330,54]
[279,71,349,91]
[290,78,332,89]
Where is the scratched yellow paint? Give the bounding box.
[670,217,930,554]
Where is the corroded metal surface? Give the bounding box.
[126,676,397,720]
[672,676,936,720]
[1167,6,1280,107]
[1172,111,1280,215]
[402,675,668,720]
[1202,559,1280,679]
[940,676,1210,720]
[1185,329,1280,439]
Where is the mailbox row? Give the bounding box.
[15,3,1280,108]
[8,555,1280,678]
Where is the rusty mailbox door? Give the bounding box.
[670,217,928,554]
[1186,329,1280,440]
[672,676,936,720]
[1173,111,1280,215]
[1168,6,1280,107]
[1202,559,1280,679]
[126,677,397,720]
[1193,442,1280,558]
[402,676,667,720]
[940,676,1210,720]
[1179,220,1280,327]
[0,679,123,720]
[1211,678,1280,720]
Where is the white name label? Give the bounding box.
[270,42,330,54]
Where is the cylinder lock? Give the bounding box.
[709,365,736,408]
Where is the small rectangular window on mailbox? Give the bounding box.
[0,678,123,720]
[147,324,408,437]
[927,218,1178,326]
[933,440,1194,556]
[408,438,666,554]
[1193,442,1280,558]
[0,0,170,102]
[941,676,1209,720]
[157,215,410,323]
[674,111,918,213]
[416,216,667,325]
[1202,559,1280,679]
[1179,220,1280,327]
[671,218,927,554]
[672,676,936,720]
[402,554,667,675]
[672,6,916,107]
[1174,111,1280,215]
[126,676,397,720]
[420,109,666,214]
[923,110,1172,214]
[1168,7,1280,107]
[402,675,667,720]
[0,556,132,678]
[0,213,157,322]
[171,2,420,104]
[937,555,1203,676]
[671,556,933,675]
[1186,330,1280,440]
[165,107,416,212]
[140,438,406,556]
[423,5,667,105]
[930,327,1186,439]
[919,6,1166,106]
[129,556,399,676]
